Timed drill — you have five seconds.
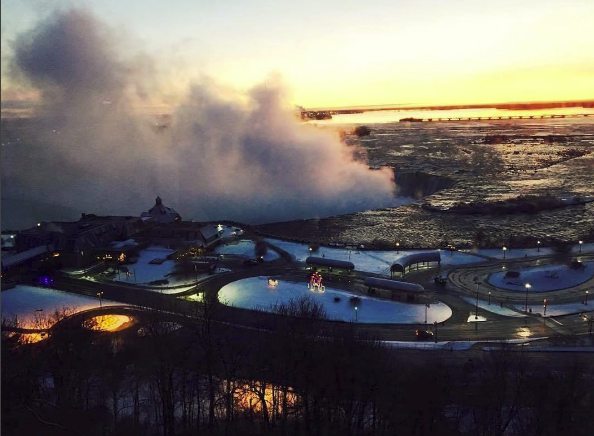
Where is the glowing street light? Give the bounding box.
[96,291,104,308]
[354,306,358,322]
[396,242,400,254]
[488,291,492,305]
[475,282,480,319]
[585,290,589,306]
[524,283,531,312]
[543,298,548,316]
[502,246,507,259]
[537,240,541,252]
[578,240,583,253]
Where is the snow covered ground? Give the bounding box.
[1,285,123,329]
[218,224,244,240]
[488,261,594,292]
[113,246,177,285]
[265,238,486,276]
[513,302,593,317]
[460,296,526,317]
[473,242,594,260]
[215,239,279,261]
[476,247,554,259]
[382,338,543,350]
[218,276,452,324]
[111,239,139,249]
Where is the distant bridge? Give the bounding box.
[400,113,593,123]
[300,111,594,122]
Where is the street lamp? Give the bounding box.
[543,298,548,316]
[537,240,541,252]
[475,282,480,320]
[502,246,507,259]
[354,306,358,322]
[488,291,491,305]
[96,291,104,308]
[585,290,589,305]
[578,240,583,253]
[396,242,400,254]
[524,283,531,312]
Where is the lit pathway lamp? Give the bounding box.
[502,246,507,259]
[524,283,531,312]
[475,282,480,320]
[537,240,541,252]
[354,306,358,322]
[488,291,492,305]
[578,240,583,253]
[585,290,589,306]
[396,242,400,254]
[433,321,438,342]
[97,291,104,308]
[543,298,548,316]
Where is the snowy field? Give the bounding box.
[113,246,177,285]
[111,246,208,288]
[488,261,594,292]
[218,224,244,240]
[476,247,554,259]
[382,338,544,351]
[111,239,139,249]
[215,239,279,261]
[513,302,593,317]
[460,296,526,317]
[2,285,123,329]
[265,238,486,276]
[472,242,594,260]
[218,276,452,324]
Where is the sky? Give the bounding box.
[2,0,594,110]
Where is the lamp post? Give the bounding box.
[354,306,358,322]
[434,321,438,343]
[488,291,491,305]
[578,240,583,253]
[475,282,480,320]
[502,246,507,259]
[585,290,589,306]
[537,240,541,252]
[543,298,548,316]
[96,291,104,308]
[396,242,400,254]
[524,283,531,312]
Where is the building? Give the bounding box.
[364,277,430,303]
[390,251,441,278]
[305,256,355,272]
[14,214,143,267]
[141,196,182,224]
[134,222,222,248]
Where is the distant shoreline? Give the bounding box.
[303,99,594,114]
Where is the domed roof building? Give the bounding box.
[141,196,182,224]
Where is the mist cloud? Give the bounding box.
[3,9,395,225]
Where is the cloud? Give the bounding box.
[2,9,394,226]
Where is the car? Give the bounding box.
[415,329,434,340]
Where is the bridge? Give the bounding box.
[399,113,594,123]
[301,110,594,122]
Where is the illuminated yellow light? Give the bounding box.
[83,315,133,332]
[234,382,297,414]
[515,327,532,338]
[14,332,48,344]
